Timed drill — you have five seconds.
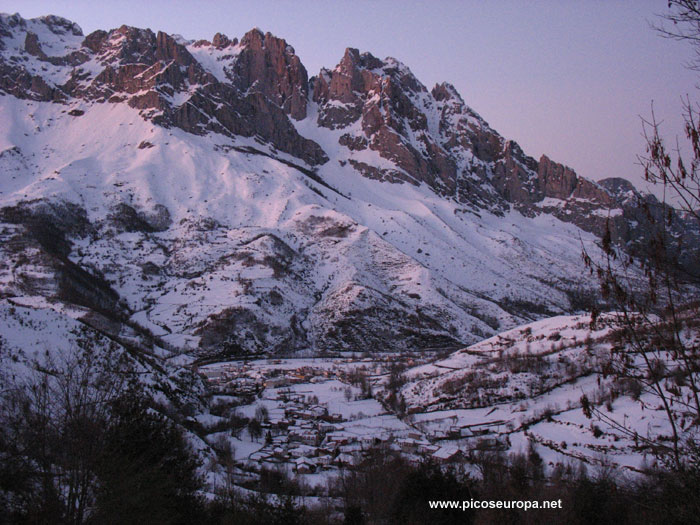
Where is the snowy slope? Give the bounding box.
[3,13,696,489]
[0,13,626,361]
[397,314,678,473]
[0,96,600,357]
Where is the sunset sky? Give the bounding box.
[1,0,696,192]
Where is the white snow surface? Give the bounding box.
[397,314,679,473]
[0,94,603,353]
[0,16,688,489]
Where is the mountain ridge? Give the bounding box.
[0,13,688,359]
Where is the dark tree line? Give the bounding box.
[0,328,204,524]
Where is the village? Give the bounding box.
[197,357,509,483]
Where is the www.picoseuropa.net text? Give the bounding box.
[429,499,563,511]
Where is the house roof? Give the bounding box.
[433,445,460,459]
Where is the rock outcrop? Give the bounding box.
[0,15,327,166]
[233,29,309,120]
[0,12,666,239]
[1,12,691,251]
[313,49,460,196]
[309,45,696,251]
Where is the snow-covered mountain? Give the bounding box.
[0,13,674,360]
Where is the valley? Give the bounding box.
[0,11,697,521]
[196,314,670,494]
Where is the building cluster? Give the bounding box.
[246,389,465,475]
[201,361,355,397]
[199,357,499,478]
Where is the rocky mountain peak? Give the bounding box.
[0,14,327,165]
[338,47,384,73]
[598,177,638,201]
[240,27,264,44]
[234,27,308,120]
[431,81,463,104]
[315,49,501,204]
[1,12,698,362]
[81,29,108,52]
[37,14,82,36]
[338,46,360,70]
[0,13,82,37]
[211,32,233,49]
[0,13,684,257]
[155,30,195,64]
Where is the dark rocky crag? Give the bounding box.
[310,48,698,254]
[0,12,675,243]
[0,15,326,165]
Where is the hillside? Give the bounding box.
[0,13,673,361]
[2,10,700,523]
[394,314,668,473]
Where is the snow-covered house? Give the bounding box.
[432,445,462,463]
[333,453,355,467]
[289,444,316,458]
[295,457,316,474]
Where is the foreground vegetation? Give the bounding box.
[3,386,700,525]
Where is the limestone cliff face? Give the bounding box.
[1,13,698,359]
[492,141,539,208]
[233,29,309,120]
[0,12,690,258]
[0,15,327,166]
[537,155,613,205]
[307,44,697,249]
[313,49,461,199]
[529,155,614,237]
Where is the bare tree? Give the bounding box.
[653,0,700,74]
[0,324,206,523]
[582,1,700,472]
[0,327,135,522]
